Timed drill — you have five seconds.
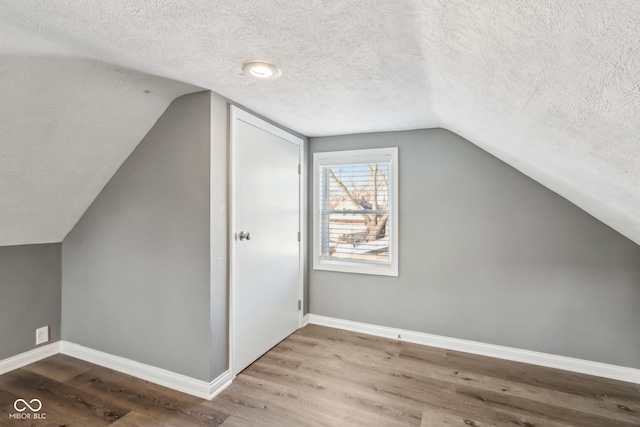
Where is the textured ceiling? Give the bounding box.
[0,1,639,246]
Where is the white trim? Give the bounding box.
[60,341,232,400]
[298,129,307,329]
[302,313,310,327]
[208,370,233,400]
[308,314,640,384]
[0,342,60,376]
[229,105,305,377]
[312,147,399,277]
[229,105,237,378]
[231,106,302,145]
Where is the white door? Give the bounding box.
[230,106,302,375]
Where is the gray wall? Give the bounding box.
[209,93,229,377]
[0,243,61,360]
[62,92,214,381]
[309,129,640,369]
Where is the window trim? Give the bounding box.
[313,147,399,277]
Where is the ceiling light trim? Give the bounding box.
[241,60,281,80]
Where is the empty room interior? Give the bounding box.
[1,1,639,426]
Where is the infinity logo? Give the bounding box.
[13,399,42,412]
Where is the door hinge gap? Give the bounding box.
[298,164,301,174]
[298,300,302,311]
[297,231,301,242]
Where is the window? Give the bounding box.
[313,148,398,276]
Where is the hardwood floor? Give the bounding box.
[1,325,638,426]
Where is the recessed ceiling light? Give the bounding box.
[242,60,281,80]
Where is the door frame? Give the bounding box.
[228,105,306,377]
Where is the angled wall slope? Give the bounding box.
[61,91,228,381]
[310,129,640,369]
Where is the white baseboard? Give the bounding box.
[302,313,310,327]
[0,342,61,376]
[208,370,233,400]
[308,314,640,384]
[60,341,232,400]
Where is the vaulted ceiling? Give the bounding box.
[1,1,639,246]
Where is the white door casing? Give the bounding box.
[229,106,304,376]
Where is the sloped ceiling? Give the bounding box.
[1,1,639,246]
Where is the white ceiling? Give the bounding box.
[0,1,639,246]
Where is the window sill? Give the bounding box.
[313,259,398,277]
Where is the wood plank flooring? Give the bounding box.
[0,324,638,426]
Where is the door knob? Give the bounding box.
[238,231,251,241]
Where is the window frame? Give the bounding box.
[312,147,399,277]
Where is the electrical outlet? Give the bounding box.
[36,326,49,345]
